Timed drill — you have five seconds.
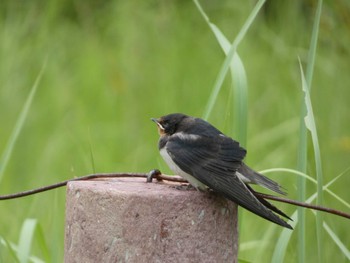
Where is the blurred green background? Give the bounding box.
[0,0,349,262]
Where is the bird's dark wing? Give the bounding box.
[166,134,292,229]
[245,184,292,220]
[238,163,287,195]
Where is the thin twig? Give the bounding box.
[0,173,146,200]
[254,192,350,220]
[0,171,187,200]
[0,171,349,221]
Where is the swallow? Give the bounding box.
[151,113,292,229]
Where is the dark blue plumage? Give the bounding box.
[152,113,292,229]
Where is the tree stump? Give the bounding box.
[64,178,238,263]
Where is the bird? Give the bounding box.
[151,113,292,229]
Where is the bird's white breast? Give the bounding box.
[160,147,207,190]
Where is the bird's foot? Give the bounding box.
[146,169,162,183]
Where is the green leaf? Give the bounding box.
[296,0,323,261]
[194,0,265,125]
[0,59,47,183]
[299,59,324,261]
[261,167,349,208]
[17,219,38,263]
[323,223,350,260]
[0,236,20,262]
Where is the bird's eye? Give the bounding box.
[161,122,169,130]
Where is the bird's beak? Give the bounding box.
[151,118,159,124]
[151,117,165,134]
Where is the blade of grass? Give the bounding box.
[17,218,37,263]
[299,59,324,262]
[305,0,323,87]
[201,24,248,145]
[296,1,323,262]
[272,189,323,262]
[193,0,263,240]
[268,167,347,262]
[296,107,307,263]
[1,236,45,263]
[0,236,20,262]
[232,54,248,146]
[33,222,50,263]
[272,191,318,262]
[271,206,299,263]
[261,167,349,208]
[194,0,265,127]
[192,4,249,145]
[322,223,350,260]
[0,59,47,183]
[281,191,350,261]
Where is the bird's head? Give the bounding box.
[151,113,188,136]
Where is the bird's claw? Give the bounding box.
[146,169,162,183]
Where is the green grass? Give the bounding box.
[0,59,46,183]
[1,1,350,262]
[296,1,324,262]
